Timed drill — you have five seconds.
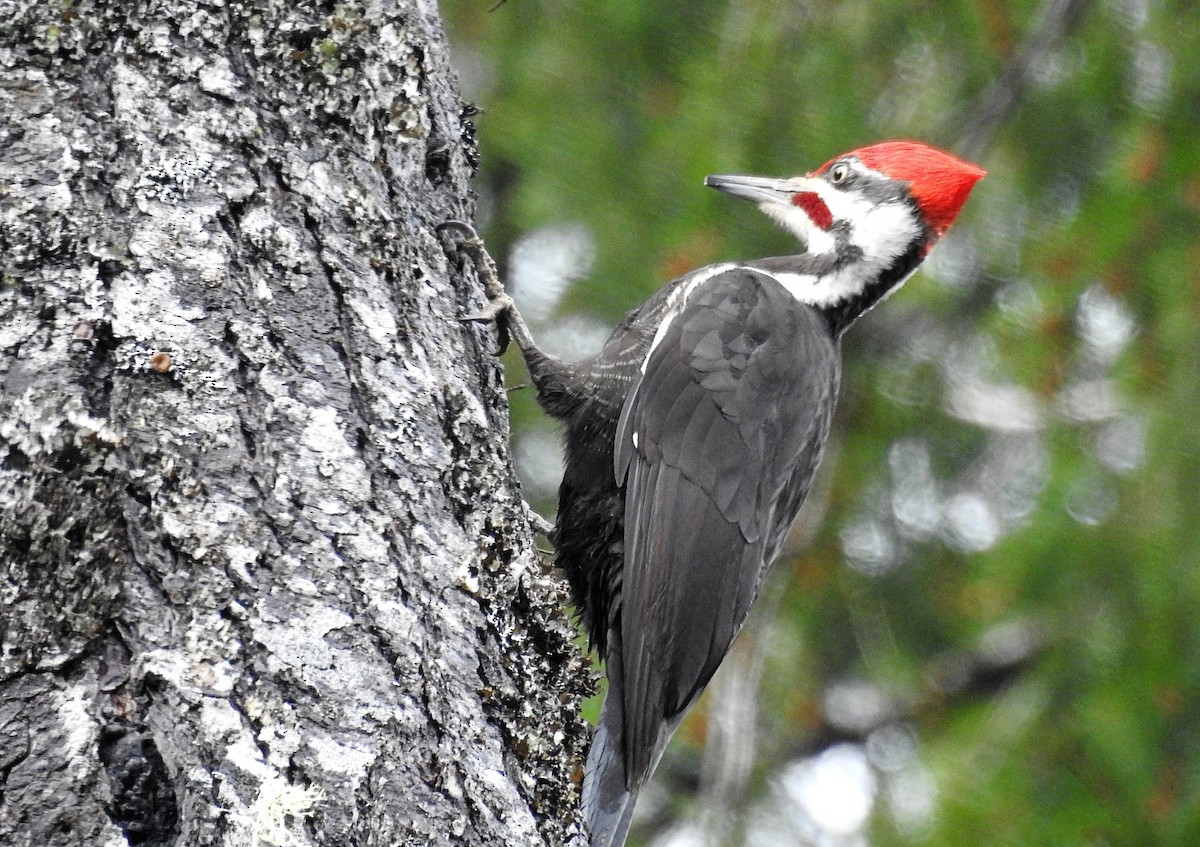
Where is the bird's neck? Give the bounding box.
[744,237,928,336]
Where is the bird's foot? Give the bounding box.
[461,291,516,325]
[438,219,513,354]
[437,220,505,299]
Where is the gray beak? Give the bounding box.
[704,174,799,205]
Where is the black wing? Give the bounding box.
[613,268,839,787]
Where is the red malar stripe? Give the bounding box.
[791,191,833,230]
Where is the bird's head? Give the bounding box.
[705,140,985,265]
[704,141,985,327]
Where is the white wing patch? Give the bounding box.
[640,263,735,374]
[625,263,736,464]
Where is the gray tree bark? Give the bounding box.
[0,2,591,845]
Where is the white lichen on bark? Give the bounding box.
[0,2,591,845]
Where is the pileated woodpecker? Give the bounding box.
[442,141,984,847]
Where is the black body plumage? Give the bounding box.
[523,265,841,844]
[533,265,841,666]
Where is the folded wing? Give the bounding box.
[613,268,839,788]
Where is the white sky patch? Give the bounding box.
[995,279,1043,325]
[822,679,893,734]
[1065,475,1118,526]
[944,377,1044,431]
[885,761,938,836]
[888,438,941,540]
[779,744,877,837]
[1131,38,1171,112]
[841,516,901,576]
[1095,414,1147,473]
[515,429,564,502]
[1076,284,1136,364]
[941,491,1000,553]
[509,223,596,322]
[539,313,611,359]
[1055,378,1122,423]
[865,724,919,773]
[923,227,980,290]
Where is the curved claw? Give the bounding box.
[436,219,480,242]
[460,292,515,324]
[437,218,515,355]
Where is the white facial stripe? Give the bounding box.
[847,159,873,179]
[849,201,921,266]
[764,268,878,309]
[809,180,867,220]
[752,176,922,308]
[760,202,836,255]
[764,265,923,315]
[764,271,824,303]
[767,181,920,262]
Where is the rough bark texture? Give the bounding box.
[0,2,591,845]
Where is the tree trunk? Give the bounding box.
[0,2,590,845]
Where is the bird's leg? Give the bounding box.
[438,220,537,358]
[437,220,571,410]
[439,222,562,545]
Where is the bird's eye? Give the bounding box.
[829,162,850,185]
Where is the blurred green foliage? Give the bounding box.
[444,0,1200,843]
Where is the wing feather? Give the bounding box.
[614,269,840,788]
